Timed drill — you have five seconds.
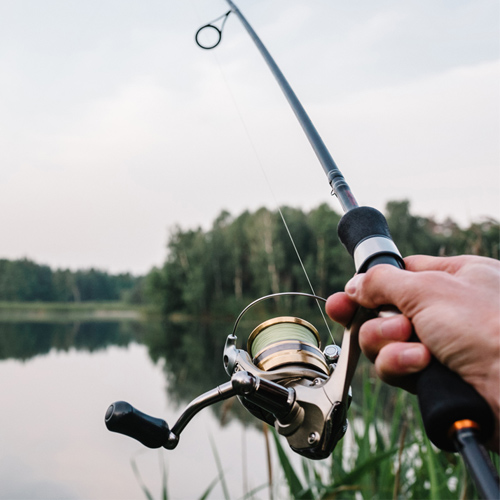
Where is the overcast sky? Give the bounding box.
[0,0,498,275]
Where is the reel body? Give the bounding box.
[105,292,372,461]
[223,297,363,460]
[224,330,347,459]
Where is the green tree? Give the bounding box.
[385,200,442,256]
[0,258,55,301]
[228,210,252,301]
[0,258,142,303]
[308,203,354,296]
[74,269,118,300]
[148,201,499,317]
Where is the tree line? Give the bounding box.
[0,259,141,302]
[147,200,499,315]
[2,200,497,309]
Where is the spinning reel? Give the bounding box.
[105,292,373,460]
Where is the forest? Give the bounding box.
[147,199,499,316]
[2,200,498,311]
[0,259,140,303]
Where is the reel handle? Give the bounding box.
[338,206,495,451]
[105,401,172,449]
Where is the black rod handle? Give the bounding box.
[337,207,495,451]
[105,401,171,449]
[414,357,494,451]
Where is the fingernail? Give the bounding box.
[345,274,363,295]
[399,345,426,369]
[380,317,403,339]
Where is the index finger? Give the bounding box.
[325,292,358,326]
[344,264,427,312]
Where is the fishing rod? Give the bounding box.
[105,2,499,497]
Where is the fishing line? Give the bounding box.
[195,18,335,344]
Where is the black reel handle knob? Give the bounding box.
[338,206,495,451]
[105,401,171,449]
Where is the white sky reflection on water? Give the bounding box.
[0,343,270,500]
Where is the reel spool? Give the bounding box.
[225,293,335,428]
[227,292,336,379]
[247,316,329,375]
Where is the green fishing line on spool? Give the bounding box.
[247,317,320,356]
[250,322,318,358]
[247,317,328,374]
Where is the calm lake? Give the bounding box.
[0,319,273,500]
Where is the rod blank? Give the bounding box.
[224,0,358,213]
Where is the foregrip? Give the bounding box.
[337,206,404,271]
[337,206,495,451]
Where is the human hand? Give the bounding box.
[325,254,500,451]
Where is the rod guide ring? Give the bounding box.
[195,25,222,49]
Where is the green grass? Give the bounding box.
[271,370,489,500]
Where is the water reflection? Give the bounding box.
[0,319,269,499]
[145,320,229,401]
[0,313,347,499]
[0,321,139,361]
[0,317,267,419]
[143,318,268,426]
[0,314,399,497]
[0,314,373,421]
[0,317,252,410]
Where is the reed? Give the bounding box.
[271,365,488,500]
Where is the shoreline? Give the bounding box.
[0,301,150,322]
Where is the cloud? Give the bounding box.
[310,60,499,222]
